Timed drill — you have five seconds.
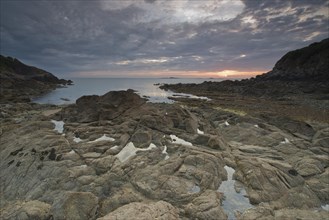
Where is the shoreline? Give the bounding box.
[160,79,329,124]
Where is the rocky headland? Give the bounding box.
[1,39,328,220]
[160,38,329,123]
[0,55,72,103]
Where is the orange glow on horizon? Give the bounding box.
[72,69,266,79]
[214,70,265,78]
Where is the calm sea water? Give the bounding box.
[33,78,224,105]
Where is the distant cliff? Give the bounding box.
[257,38,329,81]
[0,55,72,102]
[160,38,329,98]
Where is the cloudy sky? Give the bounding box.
[1,0,328,78]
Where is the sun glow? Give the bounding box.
[215,70,264,78]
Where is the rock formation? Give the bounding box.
[0,55,72,103]
[161,38,329,98]
[160,38,329,124]
[1,88,328,219]
[258,38,329,81]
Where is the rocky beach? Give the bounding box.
[1,39,329,220]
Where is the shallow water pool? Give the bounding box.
[218,165,254,219]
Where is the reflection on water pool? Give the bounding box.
[218,165,254,220]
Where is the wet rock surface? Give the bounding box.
[1,89,328,219]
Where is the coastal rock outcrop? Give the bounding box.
[160,39,329,124]
[0,55,71,103]
[59,89,146,123]
[0,91,232,219]
[1,87,328,219]
[259,38,329,81]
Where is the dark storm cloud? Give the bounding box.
[1,0,328,77]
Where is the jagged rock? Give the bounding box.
[0,121,73,206]
[138,104,199,134]
[51,191,98,220]
[99,186,144,216]
[238,206,329,220]
[294,158,325,177]
[221,122,286,147]
[97,201,180,220]
[119,133,130,146]
[192,134,227,150]
[313,128,329,149]
[90,155,117,175]
[234,157,318,206]
[0,200,52,220]
[131,151,226,203]
[207,135,228,150]
[185,118,198,133]
[272,208,329,220]
[140,114,173,131]
[270,184,321,209]
[184,190,227,220]
[305,168,329,202]
[193,134,211,145]
[237,205,274,220]
[60,89,146,123]
[131,129,152,148]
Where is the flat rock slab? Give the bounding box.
[1,200,52,220]
[97,201,180,220]
[42,108,62,116]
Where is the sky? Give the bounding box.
[1,0,328,78]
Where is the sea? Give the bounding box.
[33,78,224,105]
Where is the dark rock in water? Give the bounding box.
[0,55,71,103]
[67,79,74,85]
[60,97,70,101]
